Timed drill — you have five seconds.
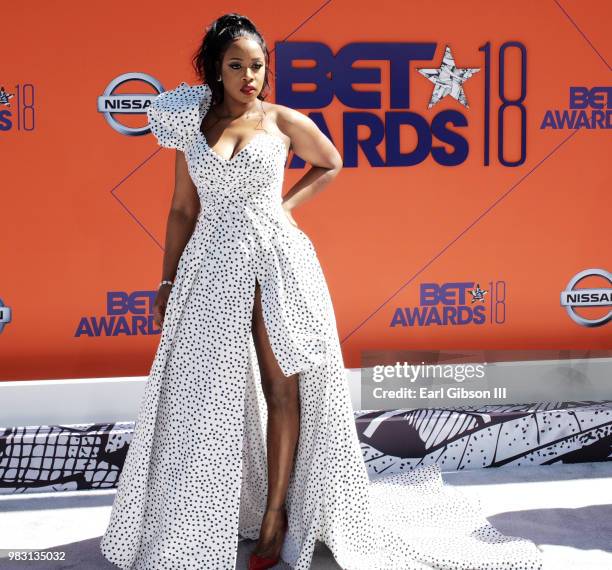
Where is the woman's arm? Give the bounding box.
[276,106,343,215]
[160,150,200,283]
[153,150,199,326]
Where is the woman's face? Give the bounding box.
[218,37,266,100]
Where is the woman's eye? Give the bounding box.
[229,63,263,70]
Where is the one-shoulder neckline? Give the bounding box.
[192,82,289,164]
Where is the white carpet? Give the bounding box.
[0,461,610,569]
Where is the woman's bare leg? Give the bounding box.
[250,278,300,558]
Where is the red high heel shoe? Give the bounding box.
[248,506,288,570]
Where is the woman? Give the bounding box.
[100,12,543,570]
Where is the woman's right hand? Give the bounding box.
[153,285,172,328]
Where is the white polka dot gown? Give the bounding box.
[100,82,543,570]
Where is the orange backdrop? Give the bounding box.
[1,0,610,381]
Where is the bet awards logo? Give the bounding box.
[75,290,161,337]
[560,268,611,327]
[541,87,611,130]
[277,41,527,168]
[97,72,166,137]
[390,281,505,327]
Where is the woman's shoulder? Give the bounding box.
[263,101,306,143]
[272,102,316,143]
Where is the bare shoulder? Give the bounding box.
[266,102,342,169]
[260,101,292,138]
[262,102,306,135]
[272,103,312,134]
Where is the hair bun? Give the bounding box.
[225,14,243,25]
[216,13,252,36]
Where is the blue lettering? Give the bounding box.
[276,41,469,167]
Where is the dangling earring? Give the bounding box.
[217,76,222,82]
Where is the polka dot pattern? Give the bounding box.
[99,82,543,569]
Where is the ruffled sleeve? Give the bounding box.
[146,81,212,151]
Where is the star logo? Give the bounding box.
[0,86,15,107]
[468,283,488,304]
[0,297,12,333]
[417,45,480,109]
